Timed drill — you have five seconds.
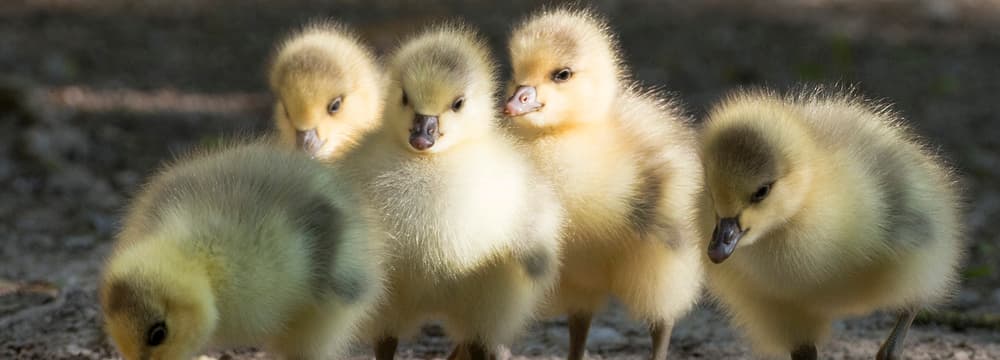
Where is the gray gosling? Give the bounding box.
[100,143,384,360]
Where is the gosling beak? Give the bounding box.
[409,114,438,151]
[708,217,743,264]
[504,85,543,116]
[295,128,325,157]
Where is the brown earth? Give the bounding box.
[1,0,998,359]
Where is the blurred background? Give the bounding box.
[1,0,998,358]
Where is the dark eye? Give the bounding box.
[146,321,167,347]
[327,96,342,115]
[451,97,465,112]
[552,68,573,83]
[401,91,409,106]
[750,182,773,203]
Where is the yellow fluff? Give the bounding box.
[339,25,565,360]
[698,89,963,359]
[269,20,384,160]
[504,8,704,360]
[100,142,385,360]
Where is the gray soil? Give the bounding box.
[1,0,998,359]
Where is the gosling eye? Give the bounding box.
[552,68,573,83]
[327,96,342,115]
[750,182,774,204]
[146,321,168,347]
[401,91,409,106]
[451,96,465,112]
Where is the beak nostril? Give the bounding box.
[409,115,439,151]
[505,86,542,117]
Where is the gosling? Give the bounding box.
[699,89,962,360]
[269,20,383,159]
[100,142,384,360]
[339,25,564,360]
[504,8,704,360]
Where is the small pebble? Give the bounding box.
[952,349,971,360]
[587,325,628,349]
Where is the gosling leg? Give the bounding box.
[567,312,593,360]
[790,344,817,360]
[649,319,673,360]
[374,336,398,360]
[876,309,917,360]
[464,341,493,360]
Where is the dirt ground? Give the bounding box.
[1,0,999,359]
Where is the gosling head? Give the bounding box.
[504,8,622,129]
[269,21,383,159]
[384,25,496,154]
[701,96,817,263]
[100,241,216,360]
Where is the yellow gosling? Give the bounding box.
[340,24,565,360]
[504,8,705,360]
[699,89,963,360]
[269,20,383,160]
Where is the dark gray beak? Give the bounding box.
[409,114,438,151]
[708,217,743,264]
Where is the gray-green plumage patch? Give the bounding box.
[709,124,778,181]
[874,149,933,248]
[331,270,368,304]
[519,248,553,280]
[273,47,337,83]
[428,47,469,79]
[628,167,664,239]
[292,196,367,302]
